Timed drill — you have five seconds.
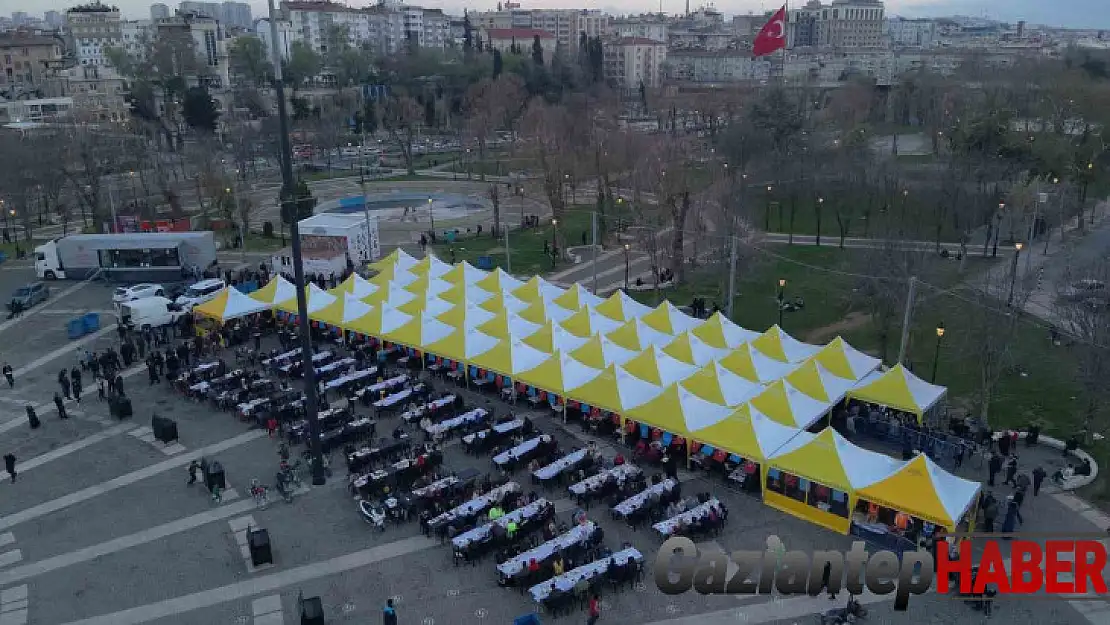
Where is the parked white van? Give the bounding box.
[175,278,226,310]
[117,297,187,330]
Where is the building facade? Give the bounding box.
[886,17,937,47]
[788,0,885,49]
[254,17,294,60]
[154,12,229,88]
[666,49,770,83]
[150,3,171,20]
[482,28,556,56]
[0,32,64,91]
[608,17,667,43]
[66,2,123,67]
[472,9,607,51]
[603,37,666,90]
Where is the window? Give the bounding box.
[99,248,181,269]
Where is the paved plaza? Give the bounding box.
[0,263,1106,625]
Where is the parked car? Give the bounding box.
[112,283,165,304]
[10,282,49,310]
[175,278,226,310]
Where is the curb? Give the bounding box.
[999,430,1099,492]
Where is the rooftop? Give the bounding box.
[66,2,119,13]
[485,28,555,39]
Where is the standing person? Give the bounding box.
[25,405,39,429]
[382,599,397,625]
[97,378,107,401]
[1003,456,1018,487]
[2,453,14,483]
[53,393,67,419]
[187,460,199,486]
[72,376,82,403]
[2,363,12,388]
[266,417,278,438]
[588,593,601,625]
[70,367,82,394]
[147,358,158,386]
[1000,495,1022,534]
[819,560,837,599]
[987,453,1002,487]
[58,370,71,400]
[115,374,124,396]
[1032,465,1047,496]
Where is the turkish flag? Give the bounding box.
[753,5,788,57]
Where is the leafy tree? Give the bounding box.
[360,98,379,135]
[423,97,436,128]
[532,35,544,66]
[280,179,316,224]
[284,41,322,93]
[228,36,271,87]
[182,86,220,132]
[493,49,503,79]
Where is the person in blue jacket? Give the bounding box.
[382,598,397,625]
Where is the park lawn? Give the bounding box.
[450,157,536,178]
[756,194,965,244]
[430,208,593,277]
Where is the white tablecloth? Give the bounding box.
[568,464,641,496]
[400,395,457,422]
[324,367,377,391]
[462,419,524,445]
[533,449,588,481]
[375,388,412,408]
[412,476,459,498]
[612,479,677,516]
[529,548,643,602]
[362,375,408,395]
[493,436,547,466]
[425,408,488,436]
[280,351,332,373]
[317,357,355,376]
[652,498,722,537]
[497,522,597,578]
[451,498,549,549]
[428,482,521,527]
[262,349,300,366]
[237,397,269,415]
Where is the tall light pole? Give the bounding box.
[268,0,325,486]
[931,322,945,383]
[1007,242,1023,307]
[777,278,786,327]
[551,218,558,268]
[427,196,435,238]
[623,243,630,288]
[764,185,773,231]
[815,197,824,246]
[992,202,1004,258]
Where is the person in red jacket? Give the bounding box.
[588,593,601,624]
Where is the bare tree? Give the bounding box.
[1054,260,1110,442]
[382,93,422,175]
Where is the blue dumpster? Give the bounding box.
[82,312,100,333]
[236,281,259,294]
[67,318,85,339]
[476,255,494,270]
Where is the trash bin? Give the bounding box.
[109,396,133,419]
[299,596,324,625]
[82,312,100,333]
[67,318,85,339]
[205,461,226,491]
[248,528,272,566]
[152,416,178,444]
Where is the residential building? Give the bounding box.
[0,32,64,90]
[401,6,424,46]
[255,17,294,60]
[731,14,760,38]
[609,17,667,43]
[667,49,770,83]
[66,2,123,67]
[603,37,666,90]
[0,96,73,125]
[422,9,448,49]
[44,11,64,29]
[472,9,607,51]
[886,17,937,47]
[221,2,252,29]
[121,20,152,56]
[11,12,28,27]
[154,12,229,88]
[60,64,127,121]
[788,0,885,49]
[483,28,556,56]
[150,3,171,20]
[178,2,220,20]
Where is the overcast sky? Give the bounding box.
[5,0,1106,29]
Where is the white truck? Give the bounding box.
[34,232,217,281]
[271,213,380,277]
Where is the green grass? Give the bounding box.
[431,208,593,276]
[240,234,285,253]
[757,194,965,243]
[449,158,535,178]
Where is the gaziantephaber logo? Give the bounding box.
[939,537,1109,595]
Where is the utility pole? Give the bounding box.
[726,235,738,319]
[590,210,598,293]
[504,220,512,273]
[106,178,119,233]
[896,276,917,367]
[268,0,326,486]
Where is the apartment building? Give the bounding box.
[667,49,770,83]
[154,12,229,88]
[483,28,556,56]
[788,0,885,49]
[603,37,666,90]
[0,32,64,89]
[150,4,171,20]
[886,17,937,47]
[608,17,667,43]
[282,1,448,56]
[254,17,295,60]
[66,2,123,67]
[472,9,607,51]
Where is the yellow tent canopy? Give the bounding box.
[275,284,337,316]
[750,325,821,363]
[329,273,378,299]
[439,261,487,285]
[404,274,453,298]
[640,301,702,335]
[846,364,946,417]
[423,328,500,363]
[436,300,496,331]
[345,303,412,338]
[363,282,416,307]
[518,297,574,325]
[680,361,763,406]
[768,428,902,493]
[193,287,270,321]
[368,248,418,272]
[250,275,297,306]
[552,283,603,311]
[408,253,453,278]
[750,379,833,429]
[624,384,733,436]
[397,293,453,317]
[383,311,456,350]
[663,331,730,367]
[621,345,699,387]
[311,292,374,328]
[522,320,588,354]
[854,454,981,530]
[606,318,674,352]
[594,289,653,322]
[368,262,417,287]
[560,305,622,338]
[718,343,797,384]
[476,309,540,339]
[568,335,639,369]
[439,281,493,306]
[468,338,550,376]
[479,290,529,314]
[689,404,811,463]
[516,351,602,395]
[813,337,881,381]
[692,312,761,349]
[785,360,855,404]
[566,364,663,414]
[513,275,564,303]
[475,267,524,294]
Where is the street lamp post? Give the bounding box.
[764,186,773,230]
[992,203,1004,257]
[427,196,435,237]
[816,197,824,246]
[551,218,559,268]
[1007,242,1023,306]
[931,322,945,383]
[624,243,631,288]
[1048,177,1059,253]
[777,278,786,327]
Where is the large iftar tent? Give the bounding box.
[241,252,968,534]
[193,286,270,321]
